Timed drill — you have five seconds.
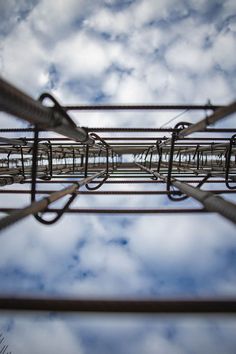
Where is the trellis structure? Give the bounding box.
[0,77,236,314]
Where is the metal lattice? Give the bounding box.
[0,77,236,314]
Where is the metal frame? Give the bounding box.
[0,77,236,314]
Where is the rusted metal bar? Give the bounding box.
[0,296,235,314]
[88,127,235,133]
[136,163,236,225]
[21,179,229,184]
[0,169,106,231]
[0,189,235,195]
[63,104,222,111]
[0,207,206,214]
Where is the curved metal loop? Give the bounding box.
[38,92,76,128]
[34,193,77,225]
[166,131,187,201]
[7,151,11,169]
[38,140,53,181]
[174,121,192,138]
[144,146,154,167]
[167,185,187,201]
[20,147,25,178]
[174,121,192,130]
[156,139,163,173]
[225,134,236,189]
[85,133,111,190]
[166,131,189,201]
[168,173,212,202]
[31,126,76,225]
[89,132,111,148]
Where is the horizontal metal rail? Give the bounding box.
[0,296,236,314]
[0,190,235,195]
[87,127,235,133]
[0,208,207,214]
[63,104,222,111]
[20,179,229,184]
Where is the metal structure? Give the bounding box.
[0,77,236,314]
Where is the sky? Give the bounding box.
[0,0,236,353]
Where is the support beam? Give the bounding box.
[136,163,236,225]
[0,170,106,231]
[0,78,94,145]
[0,296,235,314]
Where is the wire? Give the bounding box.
[160,109,189,128]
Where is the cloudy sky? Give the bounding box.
[0,0,236,353]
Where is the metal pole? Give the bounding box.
[159,101,236,148]
[179,101,236,137]
[0,170,106,231]
[136,163,236,225]
[0,296,235,314]
[63,104,223,111]
[0,78,94,145]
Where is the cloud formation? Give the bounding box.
[0,0,236,353]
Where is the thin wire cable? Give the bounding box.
[160,109,189,128]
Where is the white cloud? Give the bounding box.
[113,75,154,102]
[85,7,132,35]
[132,0,188,27]
[1,22,48,95]
[126,214,236,277]
[7,317,84,354]
[165,40,213,74]
[52,32,109,79]
[212,30,236,71]
[0,1,236,352]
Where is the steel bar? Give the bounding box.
[64,104,223,111]
[0,296,236,314]
[0,78,94,144]
[88,127,235,133]
[179,102,236,137]
[158,161,235,181]
[0,208,207,214]
[15,137,231,141]
[0,169,106,231]
[0,164,84,177]
[0,136,28,146]
[159,102,236,148]
[0,189,235,195]
[21,179,228,184]
[136,163,236,225]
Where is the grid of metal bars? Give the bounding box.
[0,77,236,314]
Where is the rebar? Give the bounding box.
[0,78,235,315]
